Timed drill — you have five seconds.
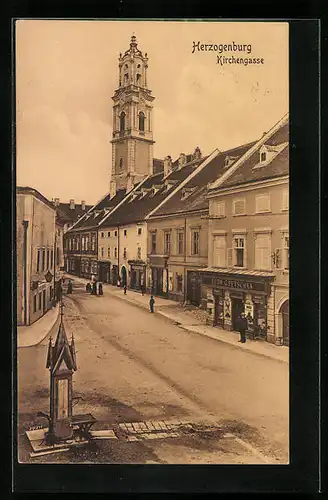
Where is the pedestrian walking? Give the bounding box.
[149,295,155,313]
[98,283,103,296]
[91,281,97,295]
[67,280,73,294]
[86,282,92,293]
[124,284,127,295]
[141,284,145,296]
[237,311,248,343]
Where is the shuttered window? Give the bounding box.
[255,234,271,270]
[216,202,225,217]
[255,194,271,213]
[233,199,245,215]
[213,235,226,267]
[282,190,289,210]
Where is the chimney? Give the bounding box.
[110,180,117,199]
[54,198,60,207]
[193,147,201,160]
[163,155,172,177]
[178,153,187,168]
[69,199,75,210]
[81,200,86,211]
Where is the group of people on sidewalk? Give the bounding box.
[236,311,266,344]
[86,281,103,296]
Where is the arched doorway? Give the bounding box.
[121,266,127,286]
[280,300,289,346]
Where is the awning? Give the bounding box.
[199,267,275,278]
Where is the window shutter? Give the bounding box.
[274,248,283,270]
[282,190,289,210]
[234,199,245,215]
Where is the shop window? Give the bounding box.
[191,230,200,255]
[213,235,226,267]
[33,295,37,313]
[233,236,245,268]
[255,194,271,213]
[177,231,184,255]
[255,234,271,270]
[233,198,246,216]
[164,231,171,255]
[151,233,156,254]
[37,249,40,272]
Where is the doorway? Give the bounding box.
[281,300,289,346]
[121,266,127,286]
[231,297,244,330]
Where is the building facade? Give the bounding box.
[17,187,57,326]
[200,114,289,345]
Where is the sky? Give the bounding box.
[16,20,288,205]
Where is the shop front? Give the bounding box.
[111,265,118,285]
[128,260,146,291]
[201,269,274,341]
[149,256,168,297]
[99,261,110,283]
[186,270,202,306]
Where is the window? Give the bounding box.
[101,232,104,238]
[137,247,141,259]
[136,73,141,85]
[33,295,37,313]
[215,201,225,217]
[283,235,289,270]
[255,234,271,270]
[124,229,127,236]
[192,230,200,255]
[38,293,42,310]
[69,239,72,251]
[255,194,271,213]
[282,190,289,210]
[164,232,171,254]
[108,247,111,258]
[42,249,46,270]
[115,231,117,237]
[138,227,142,235]
[101,247,104,257]
[114,247,117,258]
[37,249,40,272]
[151,233,156,254]
[120,112,125,131]
[176,274,183,292]
[57,248,60,266]
[233,199,246,215]
[46,249,49,269]
[139,111,145,131]
[260,152,267,162]
[123,248,127,259]
[50,249,53,269]
[76,238,79,251]
[213,235,226,267]
[177,231,184,255]
[234,236,245,268]
[119,158,123,170]
[91,235,96,251]
[108,231,111,238]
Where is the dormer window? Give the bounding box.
[253,142,288,170]
[224,155,239,168]
[260,152,267,162]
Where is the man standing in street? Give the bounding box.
[149,295,155,313]
[237,311,248,343]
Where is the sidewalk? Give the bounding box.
[65,274,289,364]
[17,304,60,348]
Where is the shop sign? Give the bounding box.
[202,274,267,293]
[131,265,144,271]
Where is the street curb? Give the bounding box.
[18,305,60,348]
[65,274,289,364]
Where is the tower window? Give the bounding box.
[124,73,129,83]
[139,111,145,132]
[125,64,128,69]
[119,158,123,170]
[137,64,141,68]
[136,73,141,85]
[120,112,125,132]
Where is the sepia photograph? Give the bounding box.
[16,19,289,465]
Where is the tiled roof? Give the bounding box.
[152,142,255,217]
[98,157,204,228]
[219,123,289,189]
[153,158,164,174]
[57,202,92,222]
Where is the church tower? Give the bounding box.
[110,35,155,194]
